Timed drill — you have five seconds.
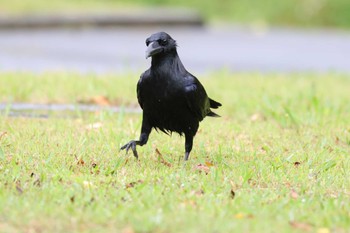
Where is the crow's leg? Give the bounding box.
[120,116,151,159]
[184,134,194,161]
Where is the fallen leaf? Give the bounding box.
[16,184,23,194]
[77,158,85,166]
[70,196,75,203]
[294,161,301,167]
[230,189,236,199]
[125,180,144,189]
[290,189,299,199]
[33,179,41,187]
[205,161,214,167]
[194,164,210,174]
[181,200,197,208]
[85,95,111,106]
[155,148,172,167]
[289,221,313,231]
[190,189,204,196]
[121,226,135,233]
[0,131,7,140]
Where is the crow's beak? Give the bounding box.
[145,41,163,59]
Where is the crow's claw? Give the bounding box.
[120,140,139,159]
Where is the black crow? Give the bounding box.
[120,32,221,160]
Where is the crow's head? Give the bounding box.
[145,32,177,59]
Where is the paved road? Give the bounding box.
[0,26,350,73]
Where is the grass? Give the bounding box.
[1,72,350,232]
[1,0,350,28]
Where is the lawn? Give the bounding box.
[1,0,350,28]
[0,72,350,232]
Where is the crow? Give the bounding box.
[120,32,221,160]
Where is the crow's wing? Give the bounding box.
[183,75,211,121]
[137,70,151,109]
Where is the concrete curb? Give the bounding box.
[0,9,204,29]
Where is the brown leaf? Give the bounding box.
[234,213,254,219]
[190,189,204,196]
[194,164,210,174]
[86,95,111,106]
[70,196,75,203]
[290,189,299,199]
[289,221,313,231]
[155,148,172,167]
[33,179,41,187]
[230,189,236,199]
[0,131,7,140]
[125,180,144,189]
[121,226,135,233]
[77,158,85,166]
[294,161,301,167]
[181,200,197,208]
[16,184,23,194]
[205,161,214,167]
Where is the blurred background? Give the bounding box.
[0,0,350,73]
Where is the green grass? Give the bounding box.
[1,72,350,232]
[1,0,350,28]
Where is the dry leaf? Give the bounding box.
[190,189,204,196]
[16,184,23,194]
[181,200,197,208]
[294,161,301,167]
[0,131,7,140]
[33,179,41,187]
[125,180,144,189]
[290,189,299,199]
[121,226,135,233]
[77,158,85,166]
[289,221,313,231]
[194,164,210,174]
[155,148,172,167]
[230,189,236,199]
[87,95,111,106]
[205,161,214,167]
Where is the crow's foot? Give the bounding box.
[120,140,139,159]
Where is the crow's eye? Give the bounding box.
[146,40,150,46]
[159,39,167,46]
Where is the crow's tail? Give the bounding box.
[209,98,222,109]
[207,111,220,117]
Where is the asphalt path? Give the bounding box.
[0,26,350,73]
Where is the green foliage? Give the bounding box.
[0,72,350,232]
[1,0,350,28]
